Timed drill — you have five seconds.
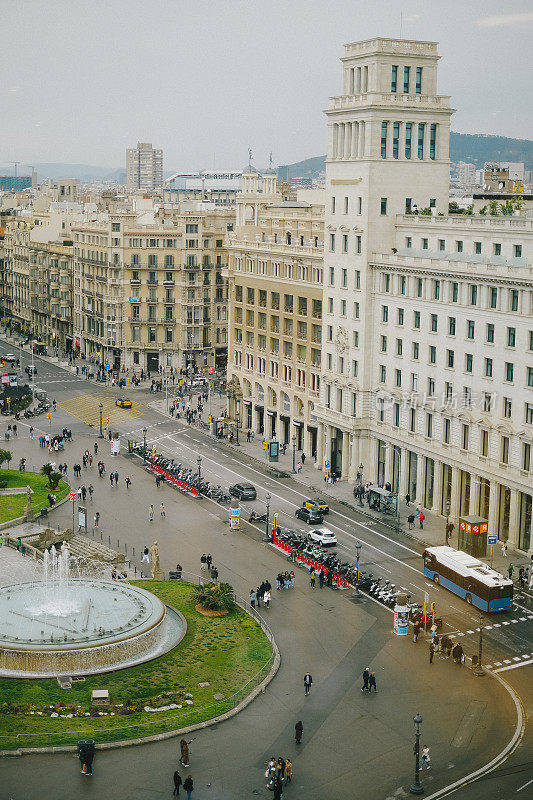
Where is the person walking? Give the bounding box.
[318,569,324,589]
[419,511,425,529]
[183,775,194,800]
[445,521,455,544]
[94,512,100,529]
[114,470,119,485]
[109,472,114,487]
[452,643,463,664]
[502,543,507,558]
[421,745,431,770]
[284,758,293,784]
[272,776,283,800]
[304,672,313,696]
[250,589,256,608]
[429,641,435,664]
[405,493,411,507]
[295,720,303,744]
[508,563,514,580]
[172,770,183,797]
[263,588,271,608]
[310,568,316,588]
[361,667,370,692]
[206,553,212,569]
[407,513,415,530]
[149,504,154,522]
[125,476,131,489]
[369,672,377,692]
[29,426,34,439]
[416,503,421,519]
[160,502,165,517]
[179,739,190,767]
[141,546,150,564]
[413,621,420,643]
[301,452,306,465]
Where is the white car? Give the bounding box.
[4,354,16,362]
[308,527,338,546]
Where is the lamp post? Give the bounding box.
[445,500,451,545]
[473,612,485,677]
[98,403,104,438]
[142,426,147,463]
[197,455,202,485]
[358,463,365,506]
[265,492,271,541]
[235,401,240,445]
[292,435,297,473]
[410,713,424,795]
[352,540,362,599]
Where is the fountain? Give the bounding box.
[0,545,185,677]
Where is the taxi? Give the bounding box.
[302,498,330,514]
[115,398,133,408]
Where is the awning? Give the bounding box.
[306,424,317,432]
[254,404,264,412]
[279,414,290,423]
[267,410,277,417]
[293,420,303,427]
[242,399,252,406]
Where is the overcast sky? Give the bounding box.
[2,0,532,172]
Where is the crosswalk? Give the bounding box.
[58,393,144,426]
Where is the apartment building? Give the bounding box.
[312,37,532,553]
[225,173,324,452]
[28,240,74,351]
[72,206,232,372]
[3,215,35,332]
[126,142,163,191]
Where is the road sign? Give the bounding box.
[69,492,77,503]
[487,534,497,545]
[104,363,111,371]
[324,459,330,469]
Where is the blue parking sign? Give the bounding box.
[487,534,497,545]
[324,459,330,469]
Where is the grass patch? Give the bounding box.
[0,469,69,524]
[0,581,273,749]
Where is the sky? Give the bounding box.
[1,0,532,173]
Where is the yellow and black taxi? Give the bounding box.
[115,398,133,409]
[302,498,330,514]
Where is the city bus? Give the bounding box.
[423,546,513,612]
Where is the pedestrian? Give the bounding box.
[29,426,34,439]
[407,513,415,530]
[256,585,262,608]
[16,537,22,551]
[295,720,303,744]
[304,671,313,696]
[297,461,302,473]
[272,776,283,800]
[507,563,514,580]
[94,442,98,455]
[160,502,165,517]
[301,452,306,465]
[421,745,431,770]
[452,643,463,664]
[200,554,207,570]
[318,569,324,589]
[109,473,114,487]
[361,667,370,692]
[445,521,455,543]
[419,511,425,529]
[149,504,154,522]
[94,512,100,529]
[502,543,507,557]
[114,470,118,485]
[88,484,93,500]
[183,775,193,800]
[413,622,420,643]
[250,589,256,608]
[310,568,316,588]
[77,486,82,500]
[519,566,525,589]
[369,671,377,692]
[206,553,212,569]
[416,503,421,518]
[141,546,150,563]
[289,570,295,588]
[405,493,411,506]
[179,739,190,767]
[263,589,271,608]
[125,476,131,489]
[429,642,435,664]
[172,770,182,796]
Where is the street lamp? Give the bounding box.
[235,401,240,445]
[410,713,424,795]
[197,455,202,485]
[473,612,485,677]
[142,427,147,463]
[292,435,297,473]
[358,463,365,506]
[98,403,104,438]
[264,492,271,542]
[352,540,362,599]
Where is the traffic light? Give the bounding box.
[106,417,109,424]
[430,602,435,613]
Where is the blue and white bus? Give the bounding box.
[423,546,513,612]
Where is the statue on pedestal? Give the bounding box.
[25,484,33,521]
[149,541,163,580]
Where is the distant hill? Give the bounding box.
[17,163,126,183]
[278,132,533,179]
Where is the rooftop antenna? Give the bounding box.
[248,149,253,171]
[8,161,20,177]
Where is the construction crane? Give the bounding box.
[8,161,21,177]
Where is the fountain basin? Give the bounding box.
[0,579,185,677]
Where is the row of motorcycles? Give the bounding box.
[20,401,51,419]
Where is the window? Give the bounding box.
[352,360,358,377]
[382,305,389,322]
[405,198,412,213]
[422,238,429,250]
[503,397,512,418]
[381,122,388,158]
[467,320,475,339]
[501,436,510,465]
[525,403,533,425]
[406,236,412,249]
[462,424,469,451]
[426,413,433,438]
[341,299,347,317]
[480,429,489,457]
[381,335,387,352]
[111,222,120,232]
[416,66,422,94]
[429,345,436,364]
[448,317,456,335]
[414,310,420,328]
[327,325,332,341]
[410,408,416,432]
[247,287,255,304]
[490,287,498,308]
[523,443,531,472]
[465,354,473,373]
[356,235,362,254]
[417,279,423,298]
[343,234,348,253]
[514,244,522,258]
[353,302,360,318]
[358,196,362,214]
[395,369,402,387]
[455,240,463,254]
[396,338,403,356]
[411,373,418,391]
[493,243,501,256]
[394,402,400,427]
[417,123,424,158]
[505,362,514,382]
[428,377,435,396]
[463,387,471,407]
[378,397,385,422]
[470,284,477,305]
[485,358,493,377]
[330,234,335,251]
[397,308,404,325]
[431,314,438,332]
[483,392,493,412]
[403,65,410,93]
[393,122,400,159]
[328,297,333,313]
[510,290,519,312]
[284,294,293,312]
[380,365,386,383]
[530,331,533,351]
[447,350,455,368]
[405,122,412,159]
[341,268,347,288]
[391,65,398,92]
[400,275,406,294]
[344,196,349,214]
[439,239,446,251]
[429,124,436,159]
[433,279,440,299]
[329,266,335,285]
[380,197,387,215]
[507,327,516,347]
[351,392,357,416]
[528,367,533,387]
[412,341,419,360]
[451,282,458,302]
[331,196,336,213]
[486,323,494,343]
[443,418,451,444]
[474,242,482,254]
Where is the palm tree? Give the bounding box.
[40,463,54,486]
[193,582,235,612]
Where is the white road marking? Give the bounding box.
[495,658,533,674]
[517,776,533,793]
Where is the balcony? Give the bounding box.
[95,275,106,283]
[147,278,158,285]
[163,279,175,286]
[130,278,141,285]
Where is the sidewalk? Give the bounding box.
[151,394,530,581]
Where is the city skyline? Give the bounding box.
[2,0,533,170]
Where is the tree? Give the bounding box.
[0,449,13,468]
[489,199,499,216]
[40,463,54,486]
[419,207,432,216]
[448,201,463,215]
[193,582,235,612]
[479,205,488,216]
[49,472,62,490]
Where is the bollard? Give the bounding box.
[108,535,111,545]
[124,543,127,555]
[117,539,119,549]
[132,546,135,556]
